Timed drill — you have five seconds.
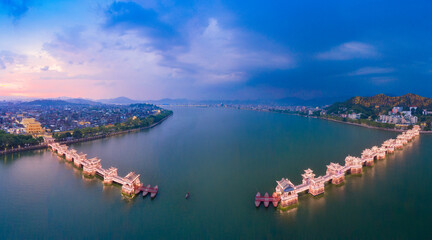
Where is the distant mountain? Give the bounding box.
[63,98,101,105]
[148,98,191,105]
[20,99,80,106]
[326,93,432,116]
[97,97,145,105]
[148,97,344,106]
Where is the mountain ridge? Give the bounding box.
[326,93,432,116]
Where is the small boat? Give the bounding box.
[142,184,150,197]
[264,193,270,208]
[185,192,189,199]
[255,192,261,207]
[150,185,158,198]
[272,192,279,207]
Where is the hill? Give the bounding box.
[326,93,432,117]
[20,100,81,106]
[97,97,144,105]
[53,97,102,105]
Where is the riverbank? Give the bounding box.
[59,112,173,145]
[317,116,432,134]
[0,112,173,155]
[172,105,432,134]
[0,144,48,155]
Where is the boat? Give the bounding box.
[150,185,158,198]
[255,192,261,207]
[264,192,270,207]
[185,192,189,199]
[142,184,150,197]
[272,192,279,207]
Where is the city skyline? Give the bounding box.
[1,0,431,100]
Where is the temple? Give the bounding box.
[256,126,421,210]
[361,148,375,166]
[47,142,157,198]
[326,162,345,185]
[102,167,118,184]
[121,172,142,196]
[82,157,101,176]
[345,155,363,174]
[275,178,298,207]
[302,169,324,196]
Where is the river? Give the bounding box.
[1,107,431,239]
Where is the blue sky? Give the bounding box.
[0,0,431,100]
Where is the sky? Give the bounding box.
[0,0,431,101]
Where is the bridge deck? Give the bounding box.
[255,127,419,209]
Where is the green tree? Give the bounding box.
[73,130,83,139]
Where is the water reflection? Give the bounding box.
[277,206,298,218]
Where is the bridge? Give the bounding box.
[48,142,158,198]
[256,125,420,209]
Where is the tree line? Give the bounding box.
[53,110,173,141]
[0,131,44,150]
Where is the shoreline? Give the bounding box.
[222,106,432,134]
[0,112,173,156]
[168,105,432,134]
[316,116,432,134]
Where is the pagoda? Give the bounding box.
[275,178,298,207]
[345,155,363,174]
[83,157,102,176]
[103,167,118,184]
[301,169,324,196]
[361,148,375,166]
[121,172,142,196]
[326,162,345,185]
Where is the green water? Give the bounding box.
[1,107,431,239]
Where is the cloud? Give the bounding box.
[370,76,396,84]
[40,66,49,71]
[317,42,378,60]
[173,18,294,84]
[103,1,181,50]
[1,2,294,99]
[0,50,26,69]
[43,26,88,59]
[348,67,394,76]
[0,0,30,21]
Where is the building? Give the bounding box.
[121,172,141,196]
[103,167,118,184]
[379,114,417,125]
[326,162,345,185]
[392,107,403,114]
[345,156,363,174]
[361,148,375,166]
[21,118,44,134]
[82,157,101,176]
[275,178,298,207]
[422,109,432,115]
[301,169,324,196]
[347,113,361,120]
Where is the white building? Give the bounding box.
[379,114,417,125]
[347,113,361,120]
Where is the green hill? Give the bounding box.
[326,93,432,118]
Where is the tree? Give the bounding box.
[73,130,83,139]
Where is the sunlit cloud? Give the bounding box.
[348,67,394,76]
[317,42,378,60]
